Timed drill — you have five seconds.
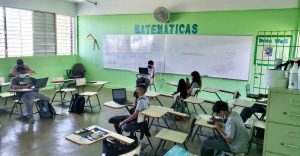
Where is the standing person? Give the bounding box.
[10,59,35,77]
[147,60,156,84]
[201,101,249,156]
[10,66,50,123]
[108,84,150,134]
[187,71,202,95]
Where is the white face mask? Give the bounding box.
[19,74,26,78]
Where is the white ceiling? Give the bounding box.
[65,0,298,15]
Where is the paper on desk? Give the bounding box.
[198,114,211,121]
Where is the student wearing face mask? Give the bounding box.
[10,66,50,123]
[201,101,249,156]
[10,59,35,77]
[147,60,155,84]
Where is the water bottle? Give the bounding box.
[288,61,298,89]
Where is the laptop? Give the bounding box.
[112,88,131,105]
[139,67,148,75]
[35,77,49,89]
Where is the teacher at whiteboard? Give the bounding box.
[147,60,156,84]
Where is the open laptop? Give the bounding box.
[139,67,148,75]
[35,77,49,89]
[112,88,131,105]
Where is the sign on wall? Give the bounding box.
[134,24,198,34]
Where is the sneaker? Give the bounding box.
[28,117,35,123]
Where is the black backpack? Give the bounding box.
[69,93,85,114]
[37,100,56,118]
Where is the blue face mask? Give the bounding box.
[19,74,26,78]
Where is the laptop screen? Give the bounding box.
[139,67,148,75]
[35,77,48,88]
[112,88,127,100]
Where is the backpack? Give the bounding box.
[37,100,56,118]
[69,93,85,114]
[102,134,138,156]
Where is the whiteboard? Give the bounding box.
[165,35,252,80]
[102,35,252,80]
[103,35,165,72]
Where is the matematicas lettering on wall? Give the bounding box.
[134,24,198,34]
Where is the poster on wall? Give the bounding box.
[254,35,292,66]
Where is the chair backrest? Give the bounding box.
[72,63,85,77]
[75,78,86,86]
[191,88,200,97]
[0,77,4,84]
[246,84,250,95]
[185,117,197,142]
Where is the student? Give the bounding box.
[187,71,202,95]
[147,60,155,83]
[171,78,188,113]
[10,59,35,77]
[10,66,50,123]
[108,84,149,134]
[201,101,249,156]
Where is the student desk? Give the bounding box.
[164,145,196,156]
[191,114,217,140]
[231,99,256,109]
[141,105,188,129]
[203,87,235,101]
[51,79,75,105]
[0,82,14,111]
[145,91,164,106]
[65,125,134,146]
[88,81,110,93]
[9,88,35,117]
[103,101,134,113]
[183,96,207,115]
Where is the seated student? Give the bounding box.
[108,84,149,134]
[240,104,266,122]
[147,60,156,84]
[10,66,50,123]
[10,59,35,77]
[187,71,202,96]
[201,101,249,156]
[171,79,188,112]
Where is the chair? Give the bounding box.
[0,77,15,110]
[246,84,267,101]
[154,118,196,155]
[66,63,85,79]
[130,121,153,151]
[52,77,64,91]
[51,77,76,106]
[149,77,156,92]
[9,99,39,118]
[76,78,101,111]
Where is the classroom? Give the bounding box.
[0,0,299,156]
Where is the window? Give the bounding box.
[33,12,56,56]
[56,15,76,55]
[0,7,76,58]
[0,7,5,58]
[6,7,33,57]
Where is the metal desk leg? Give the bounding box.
[156,97,163,106]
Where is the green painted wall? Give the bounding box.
[78,9,299,101]
[0,56,77,90]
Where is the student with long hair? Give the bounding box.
[187,71,202,95]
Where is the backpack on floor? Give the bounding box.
[69,93,85,114]
[37,100,56,118]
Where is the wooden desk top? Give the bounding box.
[65,125,134,146]
[195,115,216,129]
[145,91,160,97]
[166,81,177,87]
[155,128,188,144]
[104,101,133,109]
[0,82,10,86]
[203,87,220,93]
[141,105,167,118]
[232,99,255,108]
[90,81,110,85]
[141,105,188,118]
[51,79,74,83]
[9,88,34,92]
[184,96,205,104]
